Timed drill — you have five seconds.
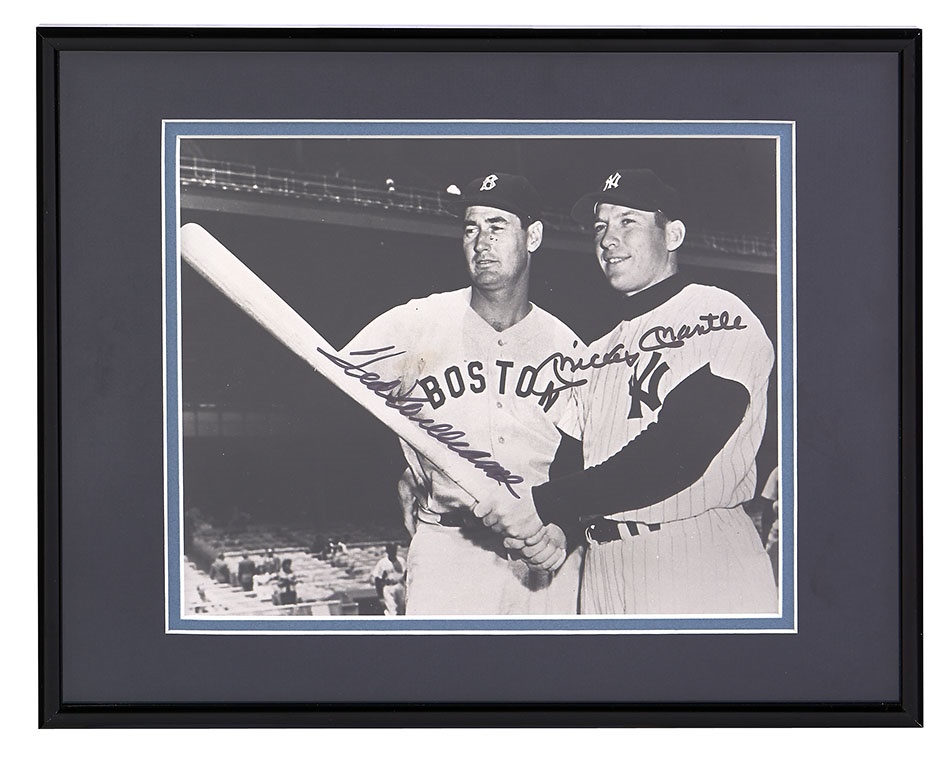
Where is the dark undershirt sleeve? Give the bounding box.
[533,364,750,530]
[546,432,585,550]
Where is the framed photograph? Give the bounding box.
[40,28,921,726]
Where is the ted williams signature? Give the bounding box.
[317,346,524,497]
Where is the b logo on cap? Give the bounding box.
[480,174,499,191]
[603,172,621,191]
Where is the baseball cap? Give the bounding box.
[570,168,682,224]
[445,172,543,225]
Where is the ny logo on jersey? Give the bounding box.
[628,352,669,419]
[603,172,621,191]
[480,174,499,191]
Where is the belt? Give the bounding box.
[585,518,662,544]
[416,510,472,528]
[415,509,507,559]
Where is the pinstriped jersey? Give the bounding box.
[568,281,774,524]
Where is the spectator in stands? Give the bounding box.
[371,544,407,616]
[210,552,231,584]
[324,537,348,562]
[237,552,257,592]
[273,558,298,606]
[260,547,280,574]
[253,569,274,598]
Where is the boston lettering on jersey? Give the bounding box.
[417,359,545,410]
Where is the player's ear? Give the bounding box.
[665,220,686,252]
[526,220,543,253]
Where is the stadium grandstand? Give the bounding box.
[179,155,777,270]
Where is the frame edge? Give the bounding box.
[38,27,64,730]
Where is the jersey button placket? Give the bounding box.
[487,334,503,451]
[494,335,511,449]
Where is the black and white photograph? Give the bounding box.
[166,122,794,633]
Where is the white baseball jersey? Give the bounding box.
[560,275,777,614]
[344,287,585,616]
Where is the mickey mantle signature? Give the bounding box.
[532,310,748,404]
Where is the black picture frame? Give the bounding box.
[39,27,922,727]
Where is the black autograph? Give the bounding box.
[318,345,524,497]
[528,311,748,402]
[530,341,640,406]
[638,311,746,351]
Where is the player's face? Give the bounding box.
[593,203,678,295]
[462,206,536,290]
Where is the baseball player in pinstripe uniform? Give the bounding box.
[343,173,585,616]
[477,168,777,615]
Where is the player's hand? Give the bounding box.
[520,524,568,572]
[472,488,544,540]
[396,468,425,538]
[504,525,568,571]
[502,525,552,552]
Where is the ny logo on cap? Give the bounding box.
[603,172,622,191]
[480,174,499,191]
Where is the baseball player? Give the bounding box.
[342,173,585,616]
[371,543,407,615]
[477,168,777,615]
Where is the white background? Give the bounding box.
[8,2,942,757]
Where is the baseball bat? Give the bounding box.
[179,223,518,504]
